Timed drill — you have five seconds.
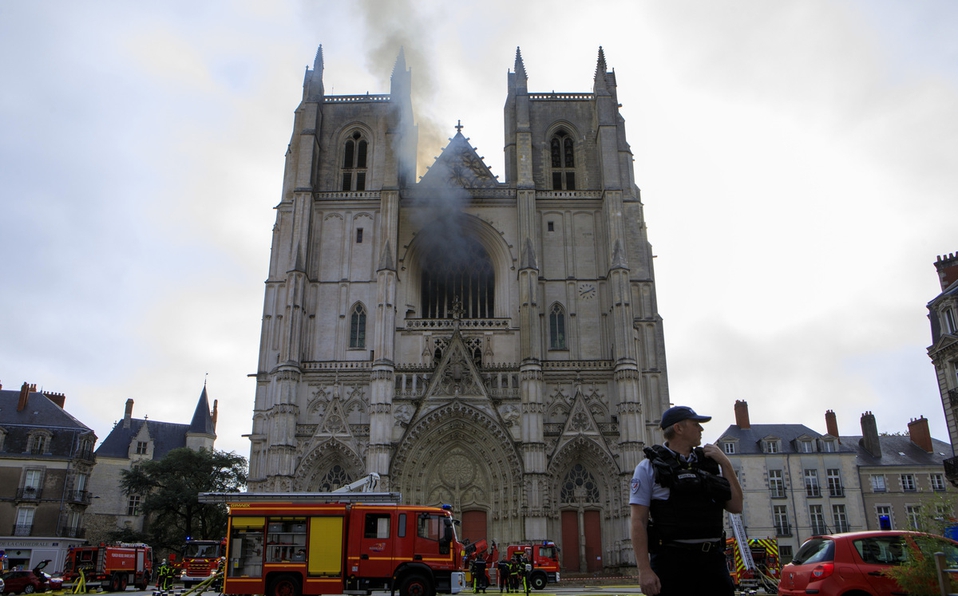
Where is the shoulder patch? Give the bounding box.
[630,478,640,494]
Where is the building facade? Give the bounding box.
[716,401,865,564]
[928,251,958,483]
[844,413,956,531]
[247,46,671,571]
[0,383,96,571]
[84,388,216,544]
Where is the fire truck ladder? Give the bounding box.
[729,513,756,572]
[197,490,402,504]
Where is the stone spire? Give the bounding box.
[514,46,527,86]
[392,46,407,77]
[594,46,608,93]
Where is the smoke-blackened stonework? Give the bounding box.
[248,46,670,572]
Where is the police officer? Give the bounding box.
[629,405,743,596]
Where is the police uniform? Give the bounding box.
[630,414,735,595]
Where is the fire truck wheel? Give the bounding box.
[399,574,434,596]
[109,574,123,592]
[530,574,547,591]
[120,576,128,591]
[268,574,301,596]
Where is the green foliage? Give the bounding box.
[880,492,958,596]
[120,447,247,552]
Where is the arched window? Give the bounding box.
[550,303,566,349]
[550,129,575,190]
[342,130,369,191]
[350,303,367,348]
[560,463,599,504]
[420,236,494,319]
[318,465,353,492]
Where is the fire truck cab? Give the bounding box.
[181,538,225,588]
[200,491,466,596]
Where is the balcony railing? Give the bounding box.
[68,490,92,505]
[16,487,42,500]
[833,520,850,533]
[775,523,792,537]
[59,526,85,538]
[769,487,787,499]
[805,485,822,498]
[13,523,33,536]
[811,523,829,535]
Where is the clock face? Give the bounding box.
[578,283,596,300]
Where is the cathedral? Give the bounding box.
[247,45,671,571]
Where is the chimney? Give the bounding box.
[123,399,134,429]
[44,391,66,409]
[908,416,933,453]
[212,399,219,430]
[860,411,882,458]
[935,252,958,291]
[825,410,840,442]
[734,400,751,429]
[17,381,31,412]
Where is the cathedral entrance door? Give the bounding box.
[560,509,602,572]
[460,510,488,545]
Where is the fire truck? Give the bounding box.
[725,514,780,592]
[461,539,559,591]
[504,542,560,590]
[198,490,466,596]
[180,538,225,588]
[62,543,154,591]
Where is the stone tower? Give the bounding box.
[247,46,670,571]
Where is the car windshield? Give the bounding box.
[791,538,834,565]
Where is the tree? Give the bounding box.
[120,447,247,552]
[881,492,958,596]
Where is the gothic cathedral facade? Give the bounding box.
[247,46,670,571]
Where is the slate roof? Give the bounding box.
[840,434,951,467]
[716,423,856,454]
[0,389,95,455]
[95,387,214,459]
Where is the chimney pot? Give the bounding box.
[17,381,30,412]
[123,399,134,429]
[734,400,751,429]
[860,411,882,458]
[825,410,840,442]
[908,415,933,453]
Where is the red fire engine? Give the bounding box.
[504,542,560,590]
[62,543,154,591]
[180,537,225,588]
[198,491,466,596]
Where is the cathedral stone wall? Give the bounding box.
[249,47,670,571]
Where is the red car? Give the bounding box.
[0,561,57,594]
[778,530,958,596]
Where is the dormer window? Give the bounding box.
[342,131,368,191]
[26,431,51,455]
[550,130,576,190]
[135,441,148,455]
[763,439,781,454]
[723,441,736,455]
[800,439,814,453]
[820,439,836,452]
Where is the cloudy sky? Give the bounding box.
[2,1,956,458]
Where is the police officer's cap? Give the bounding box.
[660,405,711,429]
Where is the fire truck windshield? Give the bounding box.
[183,543,220,558]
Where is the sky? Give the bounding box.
[1,1,956,458]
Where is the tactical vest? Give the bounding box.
[644,444,732,542]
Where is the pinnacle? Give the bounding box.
[515,46,527,79]
[392,47,407,77]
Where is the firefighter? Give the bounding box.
[520,555,532,596]
[471,555,488,593]
[157,560,173,592]
[508,555,521,593]
[497,558,510,593]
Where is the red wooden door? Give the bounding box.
[583,510,602,571]
[560,510,579,571]
[461,510,488,545]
